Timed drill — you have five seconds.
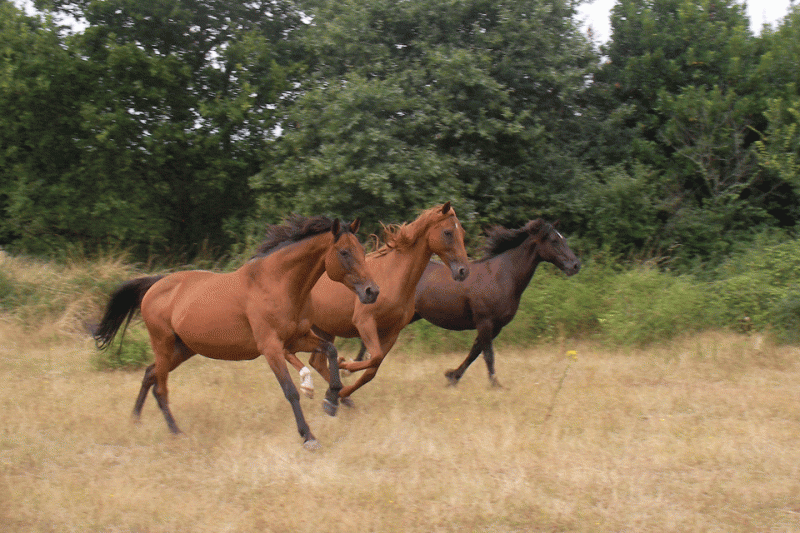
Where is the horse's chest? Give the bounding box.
[276,316,312,342]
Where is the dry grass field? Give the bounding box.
[1,322,800,532]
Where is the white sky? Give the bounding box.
[579,0,797,43]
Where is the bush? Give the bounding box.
[599,267,710,345]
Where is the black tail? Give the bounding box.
[93,275,165,350]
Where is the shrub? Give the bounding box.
[599,267,710,346]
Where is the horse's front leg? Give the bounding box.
[290,332,343,417]
[260,337,318,450]
[284,350,314,398]
[337,327,399,403]
[482,339,502,388]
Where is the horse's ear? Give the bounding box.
[553,220,561,229]
[441,201,451,214]
[349,218,361,234]
[331,218,341,239]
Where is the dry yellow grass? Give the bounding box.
[1,323,799,532]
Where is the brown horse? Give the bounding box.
[291,202,469,403]
[356,219,580,386]
[93,217,378,450]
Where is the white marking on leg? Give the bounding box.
[299,366,314,398]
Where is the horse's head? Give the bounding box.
[427,202,470,282]
[325,219,380,304]
[527,220,580,276]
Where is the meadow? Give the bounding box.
[2,322,799,532]
[2,250,800,532]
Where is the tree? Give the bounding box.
[255,0,597,233]
[1,0,304,258]
[0,2,110,253]
[583,0,776,265]
[752,6,800,215]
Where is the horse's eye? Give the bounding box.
[339,249,350,257]
[443,230,453,238]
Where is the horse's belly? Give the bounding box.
[175,312,261,360]
[424,314,474,331]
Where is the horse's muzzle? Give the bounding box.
[357,282,380,304]
[450,263,469,282]
[564,260,581,277]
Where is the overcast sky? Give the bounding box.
[579,0,797,43]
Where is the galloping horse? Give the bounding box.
[93,217,378,449]
[356,219,580,386]
[291,203,469,404]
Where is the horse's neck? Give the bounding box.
[247,236,329,305]
[377,240,434,303]
[502,239,541,299]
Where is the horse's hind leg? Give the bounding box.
[445,338,482,385]
[132,363,156,421]
[354,341,369,362]
[445,322,492,386]
[147,333,194,434]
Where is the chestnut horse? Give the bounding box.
[93,217,378,449]
[355,219,580,386]
[289,202,469,403]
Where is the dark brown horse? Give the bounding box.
[288,203,470,404]
[93,217,378,449]
[356,219,579,386]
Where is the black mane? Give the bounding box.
[481,220,548,259]
[253,215,341,257]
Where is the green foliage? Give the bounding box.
[707,236,800,333]
[755,98,800,195]
[256,0,597,232]
[4,0,800,278]
[583,0,789,266]
[599,267,709,345]
[572,164,662,255]
[1,0,305,259]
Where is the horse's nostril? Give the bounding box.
[364,285,379,301]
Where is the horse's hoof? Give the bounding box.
[323,398,338,417]
[303,438,321,451]
[489,376,503,388]
[340,368,352,377]
[301,386,314,399]
[445,370,460,386]
[340,396,355,408]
